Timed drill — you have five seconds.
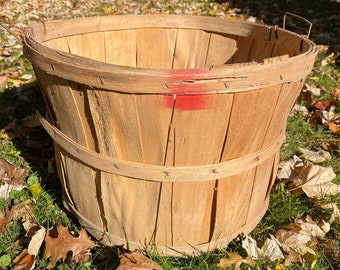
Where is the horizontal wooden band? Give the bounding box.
[38,112,285,182]
[62,196,269,256]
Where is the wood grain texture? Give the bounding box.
[26,15,317,254]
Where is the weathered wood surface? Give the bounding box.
[25,14,317,255]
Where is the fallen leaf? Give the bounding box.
[217,252,255,270]
[290,161,339,198]
[276,229,314,255]
[0,75,8,89]
[0,182,25,199]
[328,122,340,134]
[28,225,46,256]
[12,249,35,270]
[277,156,303,180]
[296,215,329,239]
[304,83,321,97]
[242,235,260,259]
[335,88,340,98]
[260,235,285,262]
[283,252,304,267]
[242,234,284,262]
[314,99,334,110]
[298,147,331,163]
[0,158,26,185]
[117,251,163,270]
[321,52,337,67]
[44,224,98,268]
[0,200,34,233]
[291,104,309,115]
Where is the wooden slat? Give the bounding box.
[205,33,237,67]
[104,30,137,67]
[87,90,148,244]
[66,32,105,61]
[169,94,234,246]
[34,69,103,229]
[211,85,282,241]
[245,80,306,223]
[133,95,174,244]
[248,39,274,62]
[42,37,68,52]
[136,28,177,68]
[231,36,253,63]
[172,29,211,68]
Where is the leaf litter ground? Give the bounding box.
[0,0,340,269]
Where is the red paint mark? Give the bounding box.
[164,69,210,111]
[164,95,209,111]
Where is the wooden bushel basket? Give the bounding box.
[23,15,317,255]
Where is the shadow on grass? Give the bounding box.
[0,82,63,203]
[228,0,340,45]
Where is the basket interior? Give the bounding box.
[42,27,311,69]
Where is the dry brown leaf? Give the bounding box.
[296,216,329,239]
[335,88,340,98]
[217,252,255,270]
[241,235,260,259]
[0,182,26,199]
[242,234,284,262]
[0,200,34,233]
[0,158,26,185]
[28,225,46,256]
[0,208,9,234]
[276,229,314,255]
[298,147,331,163]
[328,122,340,135]
[117,251,163,270]
[260,235,285,262]
[44,224,98,268]
[291,161,339,198]
[12,249,35,270]
[0,75,8,89]
[283,252,304,267]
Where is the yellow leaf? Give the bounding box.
[217,252,255,270]
[28,183,42,198]
[328,122,340,135]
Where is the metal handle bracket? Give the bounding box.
[283,12,312,38]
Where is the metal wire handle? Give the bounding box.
[283,12,312,38]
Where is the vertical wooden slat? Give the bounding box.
[205,33,237,67]
[248,39,274,62]
[104,30,137,66]
[34,68,103,229]
[245,80,305,223]
[169,94,234,246]
[231,36,253,63]
[211,85,281,242]
[136,28,177,68]
[133,95,174,245]
[172,29,211,68]
[66,32,105,61]
[87,90,148,244]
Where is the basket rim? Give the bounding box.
[23,14,318,94]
